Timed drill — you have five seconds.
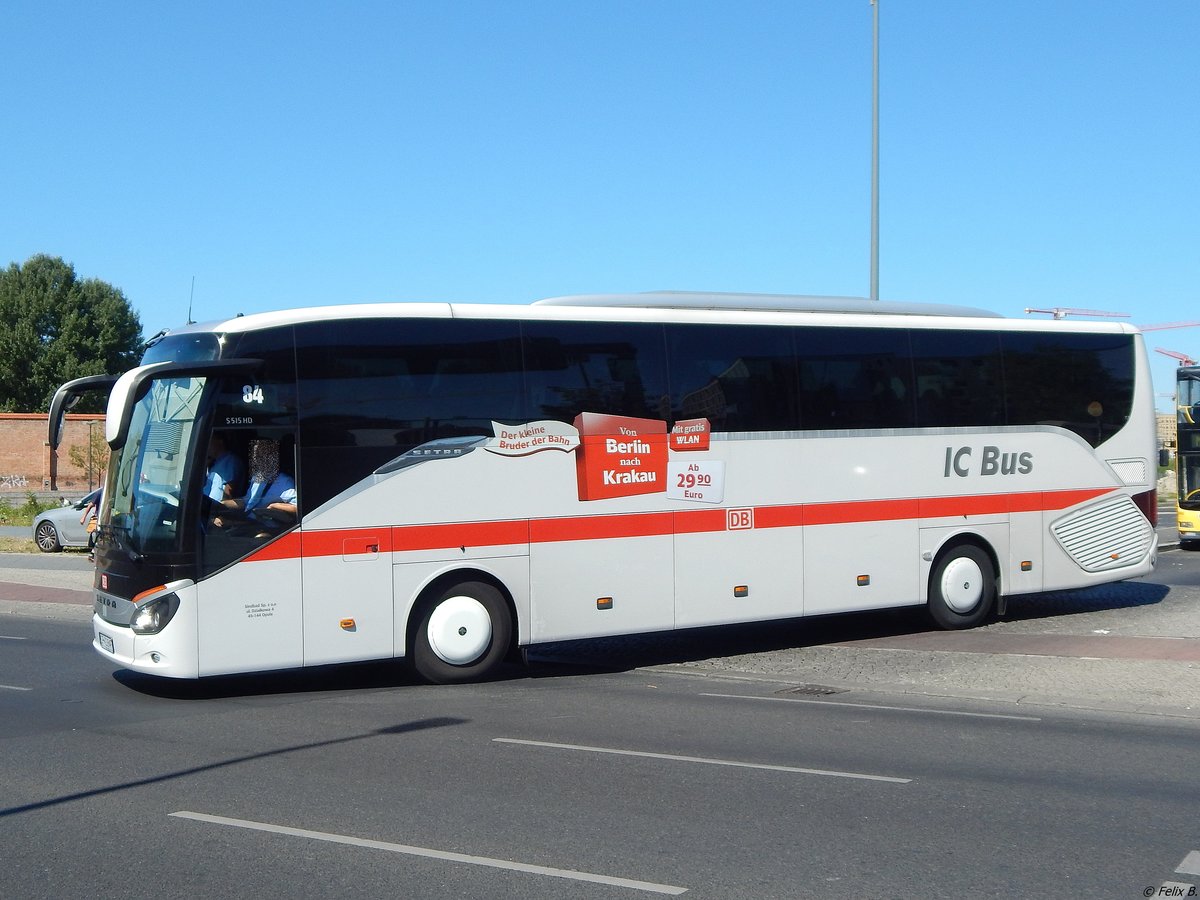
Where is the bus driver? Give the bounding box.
[213,438,296,534]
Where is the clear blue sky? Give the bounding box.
[4,1,1197,408]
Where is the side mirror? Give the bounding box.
[48,374,120,449]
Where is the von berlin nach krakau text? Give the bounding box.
[603,433,658,485]
[574,413,668,501]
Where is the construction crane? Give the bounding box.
[1139,321,1200,332]
[1023,311,1200,334]
[1156,348,1198,367]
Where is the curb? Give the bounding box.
[634,663,1200,722]
[0,598,93,623]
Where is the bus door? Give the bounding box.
[195,537,304,676]
[195,375,304,676]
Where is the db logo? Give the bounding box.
[727,508,754,530]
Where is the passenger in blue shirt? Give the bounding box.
[214,439,296,534]
[204,433,245,503]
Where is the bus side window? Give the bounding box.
[521,321,669,423]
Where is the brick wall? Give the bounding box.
[0,413,107,495]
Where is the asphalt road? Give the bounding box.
[2,612,1199,898]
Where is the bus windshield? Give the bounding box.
[1179,374,1200,425]
[1179,454,1200,509]
[105,375,208,555]
[142,332,223,366]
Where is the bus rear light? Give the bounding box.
[1132,488,1157,527]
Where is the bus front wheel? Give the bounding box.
[927,544,995,630]
[410,581,512,685]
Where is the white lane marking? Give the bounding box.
[1177,850,1200,876]
[494,737,911,784]
[170,811,687,895]
[0,635,28,640]
[0,684,32,692]
[700,692,1042,722]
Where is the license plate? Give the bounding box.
[98,633,114,653]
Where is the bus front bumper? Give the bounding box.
[92,611,199,679]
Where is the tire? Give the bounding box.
[927,543,995,629]
[34,521,62,553]
[410,581,512,685]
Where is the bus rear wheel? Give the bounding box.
[927,544,995,629]
[410,581,512,685]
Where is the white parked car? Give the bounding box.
[32,489,101,552]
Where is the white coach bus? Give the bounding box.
[50,292,1158,683]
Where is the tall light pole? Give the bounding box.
[87,420,98,491]
[870,0,880,302]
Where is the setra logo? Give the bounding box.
[727,508,754,530]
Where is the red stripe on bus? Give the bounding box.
[800,499,920,527]
[673,508,731,534]
[752,505,806,529]
[530,512,674,543]
[918,487,1111,518]
[300,529,395,557]
[393,520,530,552]
[245,532,303,563]
[1041,487,1114,509]
[245,486,1119,562]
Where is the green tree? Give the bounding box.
[67,424,110,489]
[0,254,142,411]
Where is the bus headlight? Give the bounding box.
[130,593,180,635]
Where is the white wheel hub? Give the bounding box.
[426,595,493,665]
[940,556,984,613]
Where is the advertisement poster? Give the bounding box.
[485,420,580,456]
[669,418,711,451]
[666,460,725,503]
[573,412,668,501]
[481,414,720,504]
